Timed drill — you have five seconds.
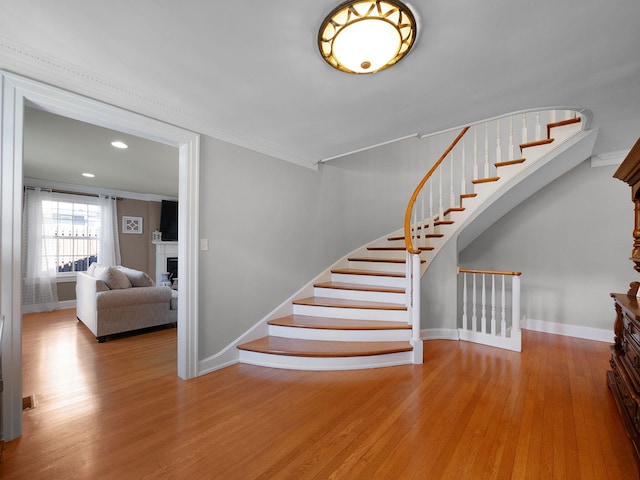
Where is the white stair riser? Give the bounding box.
[364,249,407,260]
[313,286,405,303]
[292,304,408,322]
[549,122,582,144]
[268,325,412,342]
[238,349,414,371]
[331,273,406,289]
[347,260,406,273]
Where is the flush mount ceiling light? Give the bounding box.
[318,0,417,74]
[82,172,95,178]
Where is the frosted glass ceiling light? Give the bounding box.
[318,0,417,74]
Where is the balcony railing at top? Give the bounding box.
[402,108,586,343]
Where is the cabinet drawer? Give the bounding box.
[624,312,640,347]
[623,333,640,390]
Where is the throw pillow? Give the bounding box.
[93,264,132,290]
[114,266,155,287]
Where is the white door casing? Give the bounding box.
[0,71,200,441]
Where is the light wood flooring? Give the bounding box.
[1,308,637,479]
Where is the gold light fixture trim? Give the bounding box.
[318,0,417,74]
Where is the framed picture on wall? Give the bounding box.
[122,216,143,234]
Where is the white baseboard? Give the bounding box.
[522,318,612,343]
[58,300,76,310]
[421,328,460,341]
[22,300,76,314]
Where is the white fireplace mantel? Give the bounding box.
[153,240,178,285]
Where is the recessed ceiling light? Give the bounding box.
[111,140,128,149]
[82,173,95,178]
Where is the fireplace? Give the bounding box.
[153,240,178,286]
[167,257,178,281]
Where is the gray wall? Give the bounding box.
[196,131,628,362]
[197,132,457,359]
[459,160,632,329]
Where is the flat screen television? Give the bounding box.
[159,200,178,241]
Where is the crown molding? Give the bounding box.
[0,37,317,169]
[591,149,630,168]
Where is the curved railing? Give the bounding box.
[403,127,469,254]
[402,108,586,351]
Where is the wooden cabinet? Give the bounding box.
[610,137,640,468]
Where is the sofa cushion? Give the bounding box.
[93,264,132,290]
[114,266,155,287]
[86,262,99,276]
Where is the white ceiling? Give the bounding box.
[23,107,179,197]
[2,0,640,172]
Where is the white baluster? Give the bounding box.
[449,152,455,209]
[496,119,502,164]
[461,139,466,195]
[549,109,556,124]
[429,181,433,219]
[471,274,477,332]
[490,274,496,335]
[535,112,542,141]
[481,274,487,333]
[565,109,572,121]
[501,275,507,337]
[462,272,468,331]
[438,168,443,221]
[508,116,515,160]
[484,123,490,178]
[420,191,425,246]
[521,114,528,144]
[473,126,478,180]
[412,208,417,243]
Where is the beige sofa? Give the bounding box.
[76,264,177,342]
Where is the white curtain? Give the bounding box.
[22,188,59,312]
[98,195,121,266]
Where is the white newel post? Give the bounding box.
[511,274,522,352]
[411,253,423,364]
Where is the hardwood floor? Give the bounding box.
[1,308,637,479]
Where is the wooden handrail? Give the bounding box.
[458,268,522,277]
[404,126,470,254]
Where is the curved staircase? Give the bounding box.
[237,109,595,370]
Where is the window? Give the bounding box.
[42,194,101,275]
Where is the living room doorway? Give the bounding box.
[1,71,200,441]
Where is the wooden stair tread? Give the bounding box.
[313,281,405,294]
[268,315,411,330]
[237,336,413,358]
[388,233,443,241]
[348,257,425,264]
[471,176,500,185]
[495,158,526,168]
[443,207,465,216]
[520,138,554,149]
[331,268,405,278]
[368,246,433,252]
[460,193,477,199]
[293,297,407,310]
